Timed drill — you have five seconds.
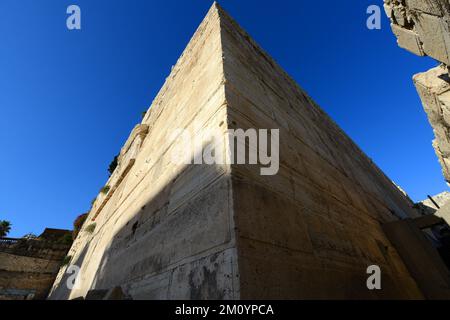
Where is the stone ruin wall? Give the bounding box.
[49,5,236,300]
[220,4,422,299]
[384,0,450,183]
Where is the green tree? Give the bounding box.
[0,221,12,238]
[108,155,119,176]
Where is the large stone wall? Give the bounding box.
[384,0,450,183]
[49,4,237,300]
[221,4,422,299]
[49,3,424,299]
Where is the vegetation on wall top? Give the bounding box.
[100,185,111,194]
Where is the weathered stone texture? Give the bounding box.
[385,0,450,183]
[49,3,425,300]
[414,66,450,183]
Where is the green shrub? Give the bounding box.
[61,255,72,266]
[85,223,96,234]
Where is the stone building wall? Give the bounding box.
[384,0,450,183]
[49,3,425,300]
[49,4,237,300]
[221,4,422,299]
[0,232,71,300]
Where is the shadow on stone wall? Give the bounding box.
[50,145,236,300]
[48,243,91,300]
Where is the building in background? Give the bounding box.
[0,228,72,300]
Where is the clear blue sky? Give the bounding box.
[0,0,447,237]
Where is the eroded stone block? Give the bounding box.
[438,90,450,125]
[415,13,450,64]
[391,24,425,56]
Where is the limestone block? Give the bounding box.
[442,155,450,182]
[0,252,61,273]
[414,66,450,181]
[436,201,450,225]
[433,139,450,182]
[405,0,445,16]
[119,124,149,161]
[126,271,171,300]
[232,180,314,254]
[438,90,450,125]
[385,0,450,66]
[414,66,450,124]
[168,249,236,300]
[384,3,393,18]
[433,124,450,156]
[391,24,425,56]
[415,13,450,64]
[392,6,409,27]
[421,191,450,212]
